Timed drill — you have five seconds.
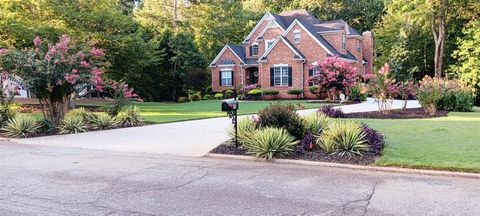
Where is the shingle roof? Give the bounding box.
[227,44,246,63]
[278,9,321,27]
[219,59,235,65]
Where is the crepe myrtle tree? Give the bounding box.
[103,79,139,117]
[309,56,357,101]
[1,35,107,127]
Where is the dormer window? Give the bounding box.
[342,34,346,50]
[265,39,275,51]
[252,43,259,56]
[293,30,301,43]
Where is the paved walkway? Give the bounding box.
[0,143,479,215]
[9,98,420,156]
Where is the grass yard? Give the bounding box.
[135,100,327,123]
[360,107,480,172]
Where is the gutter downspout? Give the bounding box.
[301,59,306,99]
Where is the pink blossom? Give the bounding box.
[64,73,80,84]
[56,35,70,54]
[0,48,8,56]
[80,61,90,68]
[90,68,104,91]
[77,52,86,60]
[33,36,42,47]
[90,47,105,58]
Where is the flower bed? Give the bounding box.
[344,108,449,119]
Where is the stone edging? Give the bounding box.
[205,153,480,179]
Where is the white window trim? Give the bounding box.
[252,42,259,56]
[265,39,275,52]
[293,29,301,43]
[273,65,289,87]
[220,68,233,87]
[342,34,346,50]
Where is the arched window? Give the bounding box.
[252,43,259,56]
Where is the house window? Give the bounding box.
[266,39,275,51]
[221,70,233,86]
[308,66,320,86]
[342,34,346,50]
[293,30,301,43]
[274,66,289,86]
[252,43,259,56]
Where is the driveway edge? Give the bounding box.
[205,153,480,179]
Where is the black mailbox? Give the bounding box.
[221,100,239,112]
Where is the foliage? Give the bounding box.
[263,89,279,96]
[65,108,92,122]
[309,86,320,98]
[245,127,298,161]
[310,56,358,93]
[177,97,188,103]
[214,93,223,100]
[298,133,316,152]
[368,64,399,114]
[398,81,417,110]
[247,89,263,97]
[302,113,330,137]
[257,103,305,139]
[90,113,118,130]
[205,85,213,95]
[188,91,202,102]
[224,89,235,98]
[202,95,212,100]
[118,106,142,127]
[439,81,475,112]
[287,89,304,98]
[59,115,88,134]
[240,84,258,96]
[361,124,384,155]
[417,76,444,115]
[319,120,369,156]
[226,117,257,147]
[104,80,138,117]
[1,35,106,127]
[37,117,53,134]
[349,83,368,101]
[2,115,40,138]
[318,105,345,118]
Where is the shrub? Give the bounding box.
[302,113,330,136]
[224,89,234,98]
[205,85,213,95]
[2,115,40,138]
[319,121,369,156]
[214,93,223,100]
[398,81,417,110]
[257,103,305,139]
[361,125,384,155]
[203,95,212,100]
[66,108,91,121]
[263,89,279,96]
[417,76,443,115]
[118,106,142,127]
[245,127,298,161]
[178,96,189,103]
[59,115,88,134]
[318,105,344,118]
[104,80,138,117]
[309,86,320,98]
[240,84,257,96]
[440,89,475,112]
[90,113,118,130]
[287,89,303,98]
[298,133,316,152]
[367,64,399,113]
[226,118,257,146]
[247,89,263,96]
[349,83,368,102]
[188,91,202,101]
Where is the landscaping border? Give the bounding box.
[205,153,480,179]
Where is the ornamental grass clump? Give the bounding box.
[318,120,369,156]
[302,113,330,136]
[245,127,298,161]
[90,113,118,130]
[117,106,142,127]
[2,115,40,138]
[59,115,88,134]
[226,118,257,146]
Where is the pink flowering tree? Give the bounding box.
[0,35,107,127]
[367,64,400,114]
[309,56,358,100]
[104,79,139,117]
[398,81,417,110]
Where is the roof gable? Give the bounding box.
[209,44,246,67]
[255,20,286,40]
[258,36,305,62]
[282,19,335,56]
[243,12,275,43]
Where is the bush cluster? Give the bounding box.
[318,105,345,118]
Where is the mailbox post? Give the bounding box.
[221,90,239,147]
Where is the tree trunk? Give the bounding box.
[173,0,178,30]
[431,1,446,78]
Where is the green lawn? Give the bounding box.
[360,107,480,172]
[135,100,327,123]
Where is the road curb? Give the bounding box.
[205,153,480,179]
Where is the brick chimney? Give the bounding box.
[362,31,374,74]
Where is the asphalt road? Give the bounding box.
[0,142,479,216]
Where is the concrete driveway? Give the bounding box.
[0,143,478,215]
[9,98,420,156]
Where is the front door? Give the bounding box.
[249,68,259,84]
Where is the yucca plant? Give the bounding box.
[319,120,369,156]
[226,118,257,146]
[303,113,330,136]
[59,115,88,134]
[117,106,142,127]
[2,115,40,138]
[90,113,118,130]
[245,127,298,161]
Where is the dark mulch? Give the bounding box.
[210,144,378,165]
[344,108,448,119]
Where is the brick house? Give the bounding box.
[209,9,374,99]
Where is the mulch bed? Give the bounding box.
[344,108,448,119]
[210,143,378,165]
